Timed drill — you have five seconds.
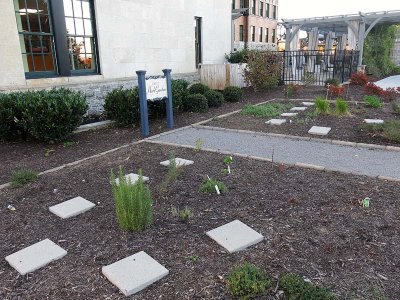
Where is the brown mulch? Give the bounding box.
[0,142,399,299]
[206,98,400,147]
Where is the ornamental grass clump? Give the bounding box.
[227,262,271,300]
[315,96,330,114]
[335,98,349,115]
[110,167,153,232]
[10,169,38,188]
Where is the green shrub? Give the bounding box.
[224,86,244,102]
[244,50,283,91]
[364,95,382,108]
[225,49,249,64]
[205,90,225,107]
[188,83,210,95]
[324,78,339,87]
[335,98,349,115]
[0,93,24,141]
[110,167,153,232]
[200,178,227,194]
[241,103,293,118]
[182,94,209,113]
[104,87,139,126]
[382,121,400,143]
[227,262,271,300]
[393,102,400,115]
[279,274,336,300]
[171,79,189,110]
[315,96,330,114]
[11,169,38,188]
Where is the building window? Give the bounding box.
[14,0,99,79]
[266,3,270,18]
[239,25,244,42]
[251,26,255,42]
[252,0,256,14]
[232,0,235,10]
[266,28,269,43]
[259,1,263,17]
[272,29,276,43]
[240,0,245,8]
[273,5,277,19]
[259,27,263,42]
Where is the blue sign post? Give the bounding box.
[136,69,174,137]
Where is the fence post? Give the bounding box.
[136,70,149,137]
[162,69,174,129]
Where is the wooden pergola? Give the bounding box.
[281,10,400,67]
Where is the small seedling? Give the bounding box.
[222,155,233,174]
[200,177,227,194]
[63,141,79,147]
[171,206,193,222]
[361,197,370,208]
[194,138,204,152]
[10,169,38,188]
[160,152,182,194]
[44,148,55,157]
[187,255,200,262]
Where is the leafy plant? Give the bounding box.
[286,84,301,98]
[200,178,227,194]
[362,121,400,143]
[171,206,193,222]
[393,101,400,115]
[244,50,283,91]
[10,169,38,188]
[63,141,79,147]
[182,94,209,113]
[324,78,339,87]
[110,167,153,232]
[0,92,23,141]
[171,79,189,110]
[364,95,382,108]
[44,148,55,157]
[380,87,400,102]
[104,87,140,126]
[241,103,293,118]
[315,96,330,114]
[364,83,384,96]
[223,155,233,174]
[329,85,345,98]
[335,98,349,115]
[205,90,225,107]
[160,152,182,193]
[188,83,210,95]
[350,71,369,85]
[194,138,204,152]
[225,49,249,64]
[227,262,271,300]
[279,273,336,300]
[223,86,244,102]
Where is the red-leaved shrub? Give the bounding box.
[329,85,345,97]
[350,72,369,86]
[365,83,384,96]
[381,88,400,102]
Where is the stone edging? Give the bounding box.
[193,125,400,152]
[74,120,116,133]
[144,139,400,183]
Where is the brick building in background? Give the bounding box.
[232,0,279,51]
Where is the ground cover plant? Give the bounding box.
[241,103,293,118]
[364,95,382,108]
[10,169,38,188]
[110,167,153,231]
[0,143,398,299]
[171,206,193,223]
[200,177,227,194]
[363,121,400,143]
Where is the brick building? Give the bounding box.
[232,0,279,51]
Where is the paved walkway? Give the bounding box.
[149,126,400,180]
[374,75,400,89]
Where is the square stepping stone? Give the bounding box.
[5,239,67,275]
[265,119,286,125]
[281,112,298,117]
[115,173,149,185]
[290,106,308,111]
[102,251,169,296]
[160,158,194,167]
[302,102,315,106]
[206,220,264,253]
[364,119,384,124]
[308,126,331,136]
[49,196,95,219]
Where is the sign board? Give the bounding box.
[146,76,168,101]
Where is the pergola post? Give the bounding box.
[357,21,366,67]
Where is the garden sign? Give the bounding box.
[136,69,174,137]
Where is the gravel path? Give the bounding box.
[149,126,400,180]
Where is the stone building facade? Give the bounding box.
[232,0,279,51]
[0,0,232,114]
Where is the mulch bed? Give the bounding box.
[0,142,399,299]
[206,99,400,147]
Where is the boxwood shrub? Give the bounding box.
[223,86,244,102]
[0,88,88,142]
[171,79,189,109]
[188,83,210,95]
[182,94,209,113]
[204,90,224,107]
[104,87,140,126]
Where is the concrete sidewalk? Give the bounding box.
[148,126,400,180]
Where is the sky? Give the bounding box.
[279,0,400,20]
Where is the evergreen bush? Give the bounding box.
[188,83,210,95]
[182,94,209,113]
[223,86,244,102]
[104,87,140,126]
[205,90,225,107]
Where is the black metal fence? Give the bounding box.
[280,50,360,86]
